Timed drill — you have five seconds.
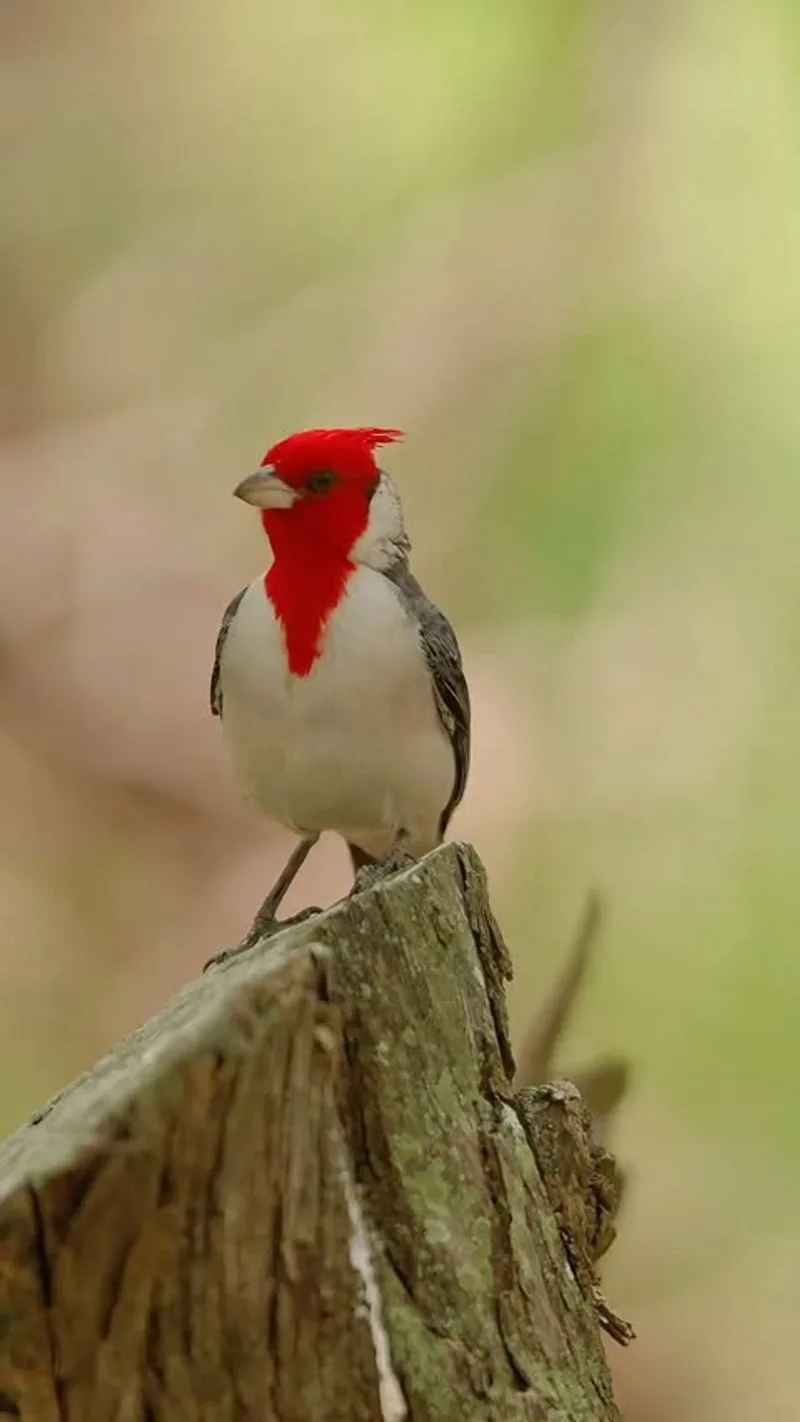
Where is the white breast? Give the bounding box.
[218,569,454,857]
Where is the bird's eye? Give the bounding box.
[305,470,338,495]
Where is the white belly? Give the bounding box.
[217,569,454,857]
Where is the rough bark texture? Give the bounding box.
[0,842,624,1421]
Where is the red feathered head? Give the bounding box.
[261,427,404,489]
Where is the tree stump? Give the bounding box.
[0,842,627,1420]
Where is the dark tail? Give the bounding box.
[347,843,377,877]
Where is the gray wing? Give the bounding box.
[210,587,246,717]
[384,561,471,837]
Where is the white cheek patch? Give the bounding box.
[351,473,410,570]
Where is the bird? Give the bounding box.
[208,426,470,964]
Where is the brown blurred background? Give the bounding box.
[2,1,800,1415]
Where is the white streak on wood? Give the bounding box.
[338,1141,407,1422]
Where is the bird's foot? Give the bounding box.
[350,842,417,898]
[203,905,323,971]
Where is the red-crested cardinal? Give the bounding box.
[207,426,470,964]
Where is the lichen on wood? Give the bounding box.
[0,842,627,1420]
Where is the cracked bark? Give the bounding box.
[0,842,627,1421]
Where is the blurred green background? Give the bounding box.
[2,1,799,1414]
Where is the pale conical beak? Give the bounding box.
[233,466,298,509]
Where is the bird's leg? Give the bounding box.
[204,834,321,970]
[349,829,416,897]
[250,834,321,928]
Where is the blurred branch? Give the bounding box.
[0,844,629,1418]
[515,894,631,1144]
[516,891,604,1086]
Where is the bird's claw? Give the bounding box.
[350,845,417,897]
[203,905,323,971]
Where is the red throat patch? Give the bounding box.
[264,557,355,677]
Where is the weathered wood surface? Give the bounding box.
[0,842,624,1420]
